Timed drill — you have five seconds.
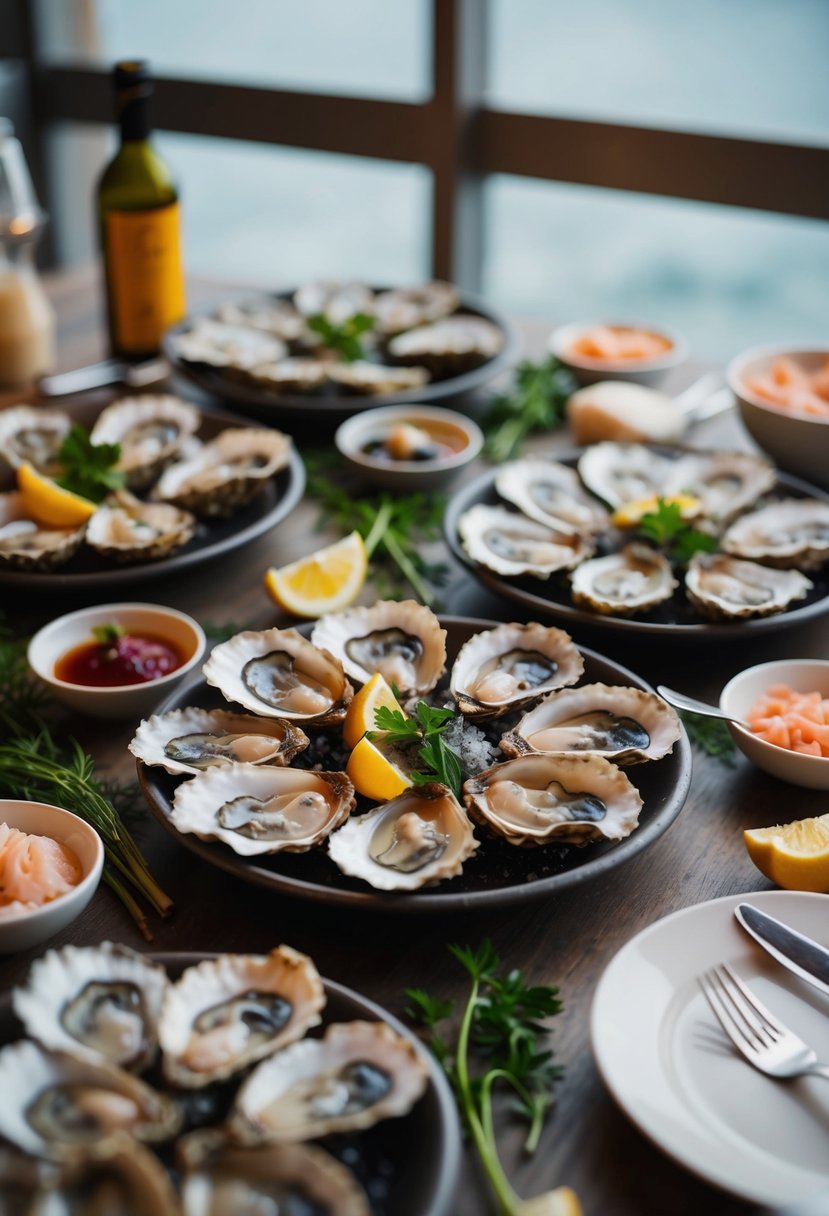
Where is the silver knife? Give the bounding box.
[38,357,169,396]
[735,903,829,998]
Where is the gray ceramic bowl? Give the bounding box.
[335,404,483,491]
[549,319,688,387]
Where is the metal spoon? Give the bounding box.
[656,685,751,730]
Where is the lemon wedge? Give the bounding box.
[612,493,700,528]
[517,1187,584,1216]
[744,813,829,892]
[264,531,367,618]
[17,462,98,529]
[343,672,406,751]
[346,734,412,802]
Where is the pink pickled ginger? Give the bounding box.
[0,823,82,917]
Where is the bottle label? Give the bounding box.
[105,202,185,353]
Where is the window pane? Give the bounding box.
[484,176,829,361]
[48,124,430,285]
[490,0,829,144]
[35,0,430,101]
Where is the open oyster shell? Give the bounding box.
[327,783,478,891]
[662,449,775,522]
[570,543,677,615]
[0,1040,181,1158]
[500,683,681,765]
[685,552,813,620]
[90,395,201,489]
[0,405,71,476]
[294,280,375,325]
[12,943,170,1073]
[450,622,584,718]
[463,753,643,846]
[178,1129,370,1216]
[248,357,330,393]
[170,763,355,857]
[171,318,288,370]
[311,600,447,697]
[204,627,352,724]
[85,490,196,563]
[495,459,610,535]
[577,442,673,508]
[326,361,430,395]
[0,492,85,570]
[159,947,325,1089]
[721,499,829,571]
[230,1020,428,1143]
[387,315,504,378]
[217,297,308,344]
[373,281,459,335]
[21,1135,182,1216]
[130,707,309,776]
[153,427,292,517]
[458,503,594,578]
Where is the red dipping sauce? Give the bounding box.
[55,626,185,687]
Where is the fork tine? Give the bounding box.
[711,966,775,1047]
[699,970,761,1055]
[719,963,786,1036]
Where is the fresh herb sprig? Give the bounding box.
[637,498,717,565]
[406,940,575,1215]
[482,357,575,462]
[56,424,126,503]
[369,703,463,798]
[680,710,736,766]
[307,311,374,362]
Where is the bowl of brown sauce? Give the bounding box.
[335,404,484,490]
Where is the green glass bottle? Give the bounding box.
[98,60,186,358]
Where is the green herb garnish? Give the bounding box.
[307,311,374,362]
[56,424,126,503]
[680,710,736,766]
[91,623,125,647]
[406,940,572,1214]
[369,702,463,798]
[482,357,575,462]
[637,497,718,565]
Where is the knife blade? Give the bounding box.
[735,902,829,998]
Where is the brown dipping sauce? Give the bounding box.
[55,628,186,687]
[362,420,466,464]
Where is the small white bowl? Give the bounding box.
[28,602,206,720]
[335,404,484,491]
[0,800,104,953]
[720,659,829,789]
[728,344,829,489]
[549,320,688,387]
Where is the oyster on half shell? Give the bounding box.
[577,442,673,509]
[458,503,594,578]
[684,552,813,619]
[570,543,677,616]
[311,600,447,697]
[23,1135,181,1216]
[450,622,584,717]
[130,707,309,776]
[0,405,71,476]
[0,492,84,570]
[662,449,775,522]
[153,427,292,517]
[387,315,504,378]
[90,394,201,489]
[721,499,829,571]
[85,489,196,563]
[496,459,610,535]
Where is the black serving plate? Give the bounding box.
[138,616,692,912]
[0,954,460,1216]
[163,287,518,425]
[444,450,829,639]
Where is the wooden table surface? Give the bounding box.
[2,268,828,1216]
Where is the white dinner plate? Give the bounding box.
[591,890,829,1207]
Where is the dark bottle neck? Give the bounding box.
[116,78,153,142]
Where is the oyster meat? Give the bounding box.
[463,753,643,846]
[159,946,325,1088]
[685,552,813,619]
[387,315,504,378]
[496,458,610,535]
[326,361,430,395]
[230,1020,428,1142]
[153,427,292,517]
[570,543,677,615]
[311,599,447,696]
[0,492,85,571]
[217,297,308,344]
[500,683,681,764]
[130,707,309,776]
[90,395,201,488]
[577,442,673,508]
[0,405,71,476]
[662,449,775,521]
[85,489,196,563]
[721,498,829,570]
[450,622,584,717]
[373,281,460,335]
[171,318,288,370]
[204,627,352,723]
[327,783,478,891]
[458,503,594,578]
[248,356,330,394]
[294,280,375,325]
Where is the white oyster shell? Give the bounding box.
[684,552,813,619]
[130,707,309,776]
[159,947,325,1089]
[230,1020,429,1142]
[463,753,643,846]
[248,357,330,393]
[294,280,375,325]
[450,622,584,717]
[170,763,355,856]
[217,297,307,343]
[577,442,673,508]
[153,427,292,517]
[459,503,594,578]
[311,600,446,696]
[204,627,352,723]
[496,459,610,534]
[327,783,478,891]
[721,499,829,570]
[46,1136,181,1216]
[500,683,681,765]
[388,315,504,376]
[0,405,71,475]
[90,395,201,489]
[374,281,459,335]
[662,449,776,521]
[0,492,84,570]
[172,318,288,369]
[326,361,430,395]
[85,489,195,562]
[570,543,677,615]
[12,942,169,1072]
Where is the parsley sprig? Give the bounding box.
[637,498,717,565]
[482,357,575,462]
[369,703,463,798]
[406,940,572,1214]
[56,424,126,503]
[307,311,374,362]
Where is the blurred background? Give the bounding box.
[4,0,828,358]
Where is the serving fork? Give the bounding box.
[699,963,829,1081]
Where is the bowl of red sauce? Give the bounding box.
[28,603,206,719]
[549,320,687,386]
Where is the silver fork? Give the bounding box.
[699,963,829,1081]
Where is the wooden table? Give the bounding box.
[3,269,827,1216]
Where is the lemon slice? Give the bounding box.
[744,813,829,892]
[264,531,367,618]
[612,493,700,528]
[346,734,412,802]
[17,462,98,529]
[343,672,406,751]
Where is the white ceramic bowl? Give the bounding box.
[28,602,206,720]
[335,404,484,491]
[0,800,104,953]
[728,344,829,489]
[720,659,829,789]
[549,320,688,387]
